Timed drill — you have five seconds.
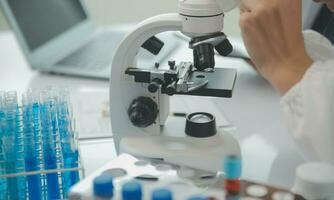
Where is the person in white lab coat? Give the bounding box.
[239,0,334,164]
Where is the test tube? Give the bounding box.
[3,91,26,200]
[40,91,61,200]
[4,92,17,199]
[30,91,44,173]
[49,90,71,198]
[0,92,7,199]
[0,88,80,199]
[57,89,79,196]
[22,93,42,200]
[15,102,27,200]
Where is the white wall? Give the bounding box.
[83,0,240,37]
[0,0,241,36]
[84,0,178,24]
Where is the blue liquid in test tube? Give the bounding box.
[0,93,7,199]
[40,99,61,200]
[3,92,26,200]
[22,95,42,200]
[0,88,81,199]
[58,99,79,196]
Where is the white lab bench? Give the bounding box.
[0,30,306,190]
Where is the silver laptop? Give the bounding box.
[0,0,180,79]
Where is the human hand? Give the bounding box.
[239,0,314,94]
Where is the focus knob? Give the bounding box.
[148,78,163,93]
[128,97,158,128]
[165,85,176,96]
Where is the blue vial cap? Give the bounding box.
[122,181,142,200]
[151,188,173,200]
[93,174,114,198]
[187,196,206,200]
[223,155,242,179]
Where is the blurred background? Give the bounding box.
[0,0,241,36]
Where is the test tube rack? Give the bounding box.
[0,88,84,200]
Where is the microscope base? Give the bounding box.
[120,130,241,173]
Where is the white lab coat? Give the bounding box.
[281,30,334,164]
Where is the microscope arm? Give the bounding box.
[111,13,182,78]
[110,13,183,152]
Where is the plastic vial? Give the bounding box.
[122,181,142,200]
[223,155,242,194]
[151,188,173,200]
[93,174,114,200]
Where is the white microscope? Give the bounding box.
[110,0,241,173]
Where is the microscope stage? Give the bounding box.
[175,68,237,98]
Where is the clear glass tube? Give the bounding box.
[2,91,27,200]
[22,95,43,200]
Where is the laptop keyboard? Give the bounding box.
[57,31,125,71]
[55,29,181,79]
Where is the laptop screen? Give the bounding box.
[8,0,87,50]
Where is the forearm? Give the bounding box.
[267,55,313,95]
